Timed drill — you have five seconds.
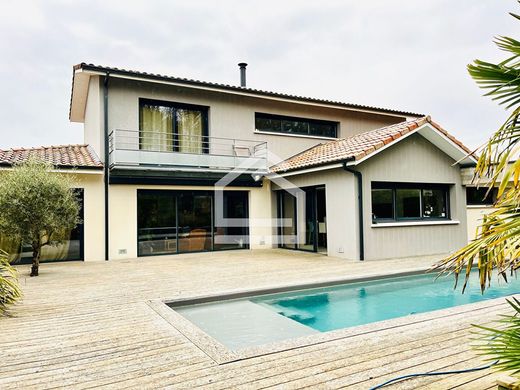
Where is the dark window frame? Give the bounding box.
[371,182,451,223]
[255,112,338,138]
[276,184,327,253]
[466,186,498,206]
[136,189,250,257]
[138,98,210,153]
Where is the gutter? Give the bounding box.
[342,161,364,261]
[103,74,110,261]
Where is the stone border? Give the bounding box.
[147,269,516,365]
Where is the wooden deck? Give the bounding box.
[0,250,512,389]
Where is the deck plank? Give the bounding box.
[0,250,512,389]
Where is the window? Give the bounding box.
[371,189,393,220]
[139,99,208,153]
[1,189,84,263]
[255,113,338,138]
[137,190,250,256]
[371,183,450,222]
[396,189,421,219]
[466,187,497,206]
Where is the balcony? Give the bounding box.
[108,129,268,174]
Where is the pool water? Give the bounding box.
[253,271,520,332]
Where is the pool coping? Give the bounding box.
[147,268,516,365]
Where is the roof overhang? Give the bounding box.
[69,68,93,123]
[69,63,422,124]
[347,123,477,167]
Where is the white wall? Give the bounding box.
[83,76,104,160]
[107,182,273,260]
[105,78,406,162]
[357,133,467,260]
[271,169,358,259]
[466,206,494,242]
[76,172,105,261]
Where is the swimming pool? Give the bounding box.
[253,271,520,332]
[172,271,519,350]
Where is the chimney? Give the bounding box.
[238,62,247,87]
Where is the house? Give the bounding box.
[0,62,477,262]
[462,163,516,242]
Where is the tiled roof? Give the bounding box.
[74,63,422,118]
[0,144,103,169]
[270,116,474,173]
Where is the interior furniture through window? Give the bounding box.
[137,190,249,256]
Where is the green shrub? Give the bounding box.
[0,250,22,316]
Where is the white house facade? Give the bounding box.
[0,62,478,263]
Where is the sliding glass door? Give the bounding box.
[298,190,316,251]
[214,191,249,250]
[139,99,208,153]
[178,193,212,253]
[278,191,297,249]
[137,191,177,256]
[137,190,249,257]
[278,186,327,253]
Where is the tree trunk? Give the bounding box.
[30,245,40,277]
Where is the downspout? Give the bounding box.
[342,161,364,261]
[103,74,110,261]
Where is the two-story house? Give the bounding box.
[0,62,477,263]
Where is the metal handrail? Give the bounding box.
[109,129,268,158]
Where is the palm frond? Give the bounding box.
[472,298,520,375]
[0,249,22,316]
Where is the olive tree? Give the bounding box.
[0,159,80,276]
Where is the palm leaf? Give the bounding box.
[0,249,22,316]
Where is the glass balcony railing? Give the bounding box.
[108,129,268,173]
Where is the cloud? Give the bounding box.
[0,0,517,149]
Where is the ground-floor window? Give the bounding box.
[277,185,327,253]
[137,190,249,257]
[0,188,84,263]
[466,186,497,206]
[371,182,450,223]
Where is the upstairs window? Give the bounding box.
[139,99,208,154]
[255,113,338,138]
[371,182,450,222]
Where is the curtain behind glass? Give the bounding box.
[176,109,203,153]
[140,104,174,152]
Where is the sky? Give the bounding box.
[0,0,518,150]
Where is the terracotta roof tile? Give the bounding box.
[0,144,103,169]
[74,63,423,119]
[270,116,474,173]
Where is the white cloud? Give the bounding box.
[0,0,517,149]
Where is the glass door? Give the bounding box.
[278,191,297,249]
[316,187,327,253]
[299,189,316,251]
[177,192,212,253]
[277,186,327,253]
[139,99,208,154]
[214,191,249,250]
[137,190,249,257]
[137,191,177,256]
